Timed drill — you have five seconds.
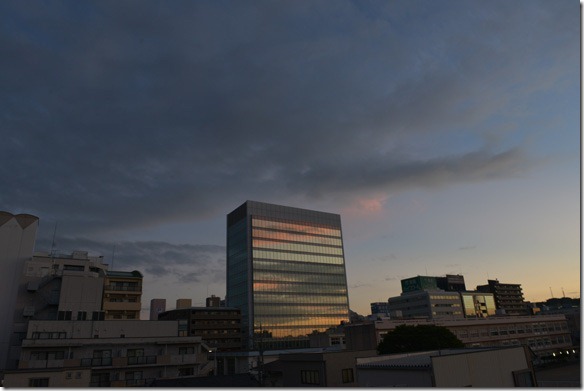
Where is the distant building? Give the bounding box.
[206,295,221,308]
[460,292,497,318]
[149,299,166,321]
[344,314,573,358]
[158,307,243,351]
[388,290,464,319]
[356,346,535,387]
[2,320,214,387]
[176,298,192,309]
[226,201,350,350]
[477,279,529,316]
[370,302,390,317]
[401,275,466,293]
[0,211,39,372]
[103,270,143,320]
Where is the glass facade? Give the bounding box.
[226,201,350,349]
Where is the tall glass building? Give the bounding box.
[226,201,350,350]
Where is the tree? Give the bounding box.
[377,324,464,354]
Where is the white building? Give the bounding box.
[0,212,39,372]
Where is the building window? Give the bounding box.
[31,351,65,360]
[92,311,105,321]
[301,370,320,385]
[77,311,87,321]
[342,368,354,383]
[29,378,49,387]
[66,372,72,380]
[58,311,72,320]
[127,348,144,357]
[179,347,195,355]
[178,367,194,376]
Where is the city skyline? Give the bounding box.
[1,1,579,316]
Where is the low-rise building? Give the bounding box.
[344,315,572,358]
[388,290,464,319]
[158,307,242,351]
[356,346,536,387]
[3,320,214,387]
[262,349,377,387]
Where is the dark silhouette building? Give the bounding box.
[476,279,529,316]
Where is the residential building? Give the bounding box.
[226,201,350,350]
[2,320,214,387]
[158,307,243,351]
[388,290,464,319]
[6,250,108,371]
[103,270,143,320]
[150,299,167,321]
[0,212,39,372]
[344,315,573,358]
[477,279,529,316]
[356,346,536,387]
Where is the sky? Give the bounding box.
[1,0,580,317]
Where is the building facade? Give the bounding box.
[344,315,573,358]
[150,299,167,321]
[158,307,243,351]
[476,279,529,316]
[3,320,214,387]
[370,302,390,317]
[226,201,350,350]
[388,291,464,319]
[103,270,143,320]
[6,250,109,371]
[0,212,39,372]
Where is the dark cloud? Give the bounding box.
[0,0,578,239]
[459,245,477,251]
[34,237,225,284]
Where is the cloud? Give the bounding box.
[459,245,477,251]
[0,0,578,242]
[34,237,226,285]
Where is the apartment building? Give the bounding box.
[103,270,143,320]
[158,307,242,352]
[3,320,214,387]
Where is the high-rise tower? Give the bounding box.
[226,201,350,349]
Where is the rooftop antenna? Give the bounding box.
[549,287,554,298]
[562,287,566,298]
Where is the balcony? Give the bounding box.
[104,285,142,293]
[102,301,141,311]
[127,355,157,365]
[81,357,112,367]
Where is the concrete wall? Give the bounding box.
[431,346,530,387]
[357,367,433,387]
[3,368,91,387]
